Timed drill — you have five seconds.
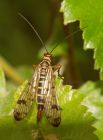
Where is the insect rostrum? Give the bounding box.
[13,53,62,127]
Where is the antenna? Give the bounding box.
[18,12,48,53]
[50,26,87,53]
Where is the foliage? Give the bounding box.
[0,0,103,140]
[61,0,103,78]
[0,68,99,140]
[78,81,103,140]
[60,0,103,139]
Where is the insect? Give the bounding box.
[13,13,62,127]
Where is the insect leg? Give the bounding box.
[52,65,64,79]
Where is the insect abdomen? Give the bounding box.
[37,62,49,122]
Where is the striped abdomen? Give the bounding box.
[37,61,49,122]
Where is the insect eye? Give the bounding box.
[44,53,48,56]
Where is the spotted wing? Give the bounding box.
[44,67,61,127]
[13,66,40,121]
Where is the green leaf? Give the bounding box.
[78,81,103,140]
[16,66,32,79]
[60,0,103,74]
[0,78,98,140]
[0,80,35,140]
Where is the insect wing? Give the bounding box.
[14,66,40,121]
[44,67,61,127]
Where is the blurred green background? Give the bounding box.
[0,0,99,88]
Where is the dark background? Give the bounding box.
[0,0,99,88]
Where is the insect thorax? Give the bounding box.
[40,60,50,67]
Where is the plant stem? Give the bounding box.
[61,16,81,88]
[0,56,24,85]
